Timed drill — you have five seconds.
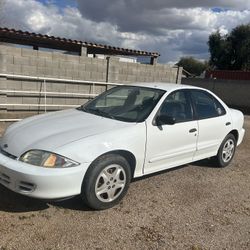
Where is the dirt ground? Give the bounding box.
[0,117,249,250]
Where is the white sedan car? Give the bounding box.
[0,83,245,210]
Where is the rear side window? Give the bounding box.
[190,90,226,119]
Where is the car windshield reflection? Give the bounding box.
[78,86,165,122]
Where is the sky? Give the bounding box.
[0,0,250,63]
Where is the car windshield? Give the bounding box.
[78,86,165,122]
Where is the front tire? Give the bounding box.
[81,154,131,210]
[215,134,236,168]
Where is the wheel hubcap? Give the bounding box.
[95,164,126,203]
[222,139,235,163]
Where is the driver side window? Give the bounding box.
[159,90,193,123]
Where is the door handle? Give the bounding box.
[189,128,197,133]
[226,122,231,126]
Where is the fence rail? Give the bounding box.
[0,73,123,85]
[0,90,98,97]
[0,73,122,122]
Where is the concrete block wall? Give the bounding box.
[107,57,180,83]
[0,44,182,118]
[0,45,107,81]
[0,44,181,83]
[182,78,250,112]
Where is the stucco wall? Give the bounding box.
[182,78,250,111]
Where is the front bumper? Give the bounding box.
[0,152,89,199]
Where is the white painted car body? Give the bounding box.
[0,83,245,200]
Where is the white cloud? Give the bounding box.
[0,0,250,63]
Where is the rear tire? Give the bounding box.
[81,154,131,210]
[214,134,236,168]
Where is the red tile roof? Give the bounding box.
[0,27,160,57]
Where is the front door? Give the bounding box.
[144,90,198,175]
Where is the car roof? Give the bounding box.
[127,82,202,92]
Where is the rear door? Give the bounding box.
[190,90,232,161]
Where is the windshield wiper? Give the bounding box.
[77,105,87,112]
[81,107,116,119]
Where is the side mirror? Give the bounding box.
[155,114,176,126]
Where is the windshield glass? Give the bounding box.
[78,86,165,122]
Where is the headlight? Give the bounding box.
[19,150,79,168]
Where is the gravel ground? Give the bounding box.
[0,117,249,250]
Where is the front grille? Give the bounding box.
[18,181,36,193]
[0,172,11,185]
[0,172,36,193]
[0,147,17,160]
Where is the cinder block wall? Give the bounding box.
[0,45,108,80]
[0,44,181,83]
[182,78,250,112]
[107,57,180,83]
[0,44,182,121]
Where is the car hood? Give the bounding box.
[1,109,133,157]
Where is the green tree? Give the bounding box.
[208,24,250,70]
[208,31,232,70]
[230,24,250,70]
[177,57,207,76]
